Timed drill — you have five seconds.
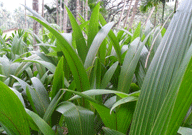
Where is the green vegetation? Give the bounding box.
[0,0,192,135]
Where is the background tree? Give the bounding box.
[42,0,44,18]
[32,0,39,51]
[63,0,68,32]
[129,0,140,29]
[85,0,88,21]
[56,0,59,25]
[44,4,57,23]
[123,0,133,27]
[60,0,62,29]
[25,0,27,28]
[76,0,80,24]
[117,0,126,29]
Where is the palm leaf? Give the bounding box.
[130,0,192,134]
[0,81,30,135]
[66,6,88,63]
[56,101,95,135]
[30,16,90,92]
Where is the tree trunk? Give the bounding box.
[76,0,80,24]
[33,0,39,51]
[85,0,88,21]
[82,0,84,18]
[128,0,139,30]
[42,0,44,17]
[63,0,68,32]
[25,0,27,29]
[117,0,126,29]
[56,0,59,25]
[42,0,44,33]
[162,0,165,25]
[154,6,157,27]
[174,0,178,12]
[60,0,62,30]
[123,0,133,28]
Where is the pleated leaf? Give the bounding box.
[68,89,130,101]
[66,89,136,132]
[51,57,64,99]
[117,31,151,93]
[30,16,90,92]
[150,46,192,134]
[99,14,121,62]
[0,81,30,135]
[26,109,55,135]
[130,0,192,134]
[66,6,88,63]
[12,76,48,117]
[117,38,140,93]
[43,90,64,123]
[31,77,50,107]
[23,59,56,73]
[101,61,118,89]
[87,2,100,48]
[110,94,139,113]
[56,101,95,135]
[84,22,114,69]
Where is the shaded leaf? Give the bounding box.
[0,81,30,135]
[26,109,55,135]
[56,101,95,135]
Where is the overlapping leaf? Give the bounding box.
[0,81,30,135]
[130,0,192,134]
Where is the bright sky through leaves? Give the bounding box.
[0,0,54,12]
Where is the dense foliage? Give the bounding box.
[0,0,192,135]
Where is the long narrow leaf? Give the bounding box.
[110,96,138,113]
[68,89,130,101]
[101,61,118,88]
[99,14,121,63]
[64,89,117,129]
[0,82,30,135]
[30,16,90,92]
[87,2,100,48]
[66,6,88,63]
[43,90,64,122]
[117,30,152,93]
[150,46,192,134]
[84,22,114,69]
[26,109,55,135]
[56,101,95,135]
[117,38,140,93]
[51,57,64,99]
[31,77,50,110]
[130,1,192,134]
